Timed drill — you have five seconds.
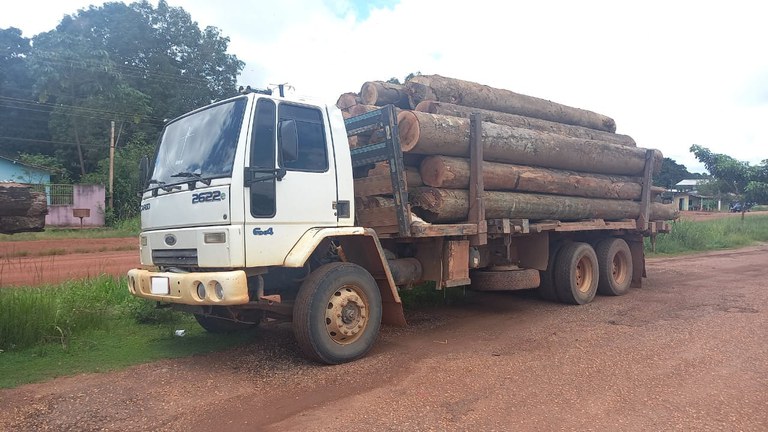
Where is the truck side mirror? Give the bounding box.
[138,155,150,188]
[279,119,299,163]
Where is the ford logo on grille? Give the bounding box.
[164,234,177,246]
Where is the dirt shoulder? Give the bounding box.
[0,237,137,259]
[1,245,766,430]
[0,238,138,287]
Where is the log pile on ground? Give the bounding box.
[336,75,677,225]
[0,183,47,234]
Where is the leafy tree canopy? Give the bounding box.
[654,157,707,189]
[690,144,768,205]
[0,1,244,221]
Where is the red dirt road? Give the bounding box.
[0,238,138,287]
[1,245,766,431]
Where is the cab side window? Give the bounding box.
[278,104,328,172]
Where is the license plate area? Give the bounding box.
[150,277,170,295]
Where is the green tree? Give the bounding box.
[690,145,768,210]
[654,157,695,189]
[82,134,155,222]
[0,27,52,156]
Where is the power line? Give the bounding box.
[0,136,109,148]
[0,95,166,122]
[0,102,164,125]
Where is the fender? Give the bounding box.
[284,227,406,327]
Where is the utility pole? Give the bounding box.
[109,120,115,209]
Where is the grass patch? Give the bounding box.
[647,215,768,255]
[0,216,140,242]
[0,276,254,388]
[751,205,768,212]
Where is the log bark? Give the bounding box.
[415,101,636,147]
[0,183,47,234]
[366,163,423,187]
[336,92,360,111]
[360,82,411,108]
[420,156,643,200]
[0,183,47,217]
[347,104,381,117]
[407,75,617,132]
[0,215,46,234]
[410,188,678,223]
[397,110,662,177]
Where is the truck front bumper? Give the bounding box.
[127,269,249,306]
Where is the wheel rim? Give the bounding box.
[575,255,595,294]
[612,250,630,285]
[324,284,369,345]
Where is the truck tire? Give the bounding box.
[293,262,382,364]
[555,242,599,305]
[470,268,540,291]
[194,308,259,333]
[538,242,565,302]
[595,238,633,296]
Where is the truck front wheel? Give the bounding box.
[555,242,599,305]
[293,262,382,364]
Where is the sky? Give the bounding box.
[2,0,767,173]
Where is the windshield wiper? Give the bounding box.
[171,171,212,188]
[145,179,181,195]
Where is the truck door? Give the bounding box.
[244,98,339,267]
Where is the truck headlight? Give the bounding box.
[214,281,224,300]
[196,282,206,300]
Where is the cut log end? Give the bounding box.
[397,110,420,152]
[336,93,360,111]
[414,100,440,114]
[420,155,455,188]
[360,82,378,106]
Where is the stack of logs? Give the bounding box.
[0,183,47,234]
[337,75,677,224]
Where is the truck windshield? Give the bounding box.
[151,98,247,185]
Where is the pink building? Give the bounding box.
[45,184,106,227]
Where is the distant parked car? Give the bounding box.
[730,202,754,212]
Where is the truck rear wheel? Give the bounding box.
[194,308,259,333]
[555,242,599,305]
[595,238,633,296]
[538,242,564,302]
[293,262,382,364]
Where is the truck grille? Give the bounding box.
[152,249,198,266]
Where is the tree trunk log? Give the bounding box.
[397,110,662,177]
[415,101,635,147]
[420,156,644,200]
[336,92,360,111]
[0,183,48,217]
[360,81,411,109]
[410,188,677,223]
[0,183,47,234]
[366,163,423,187]
[407,75,617,132]
[0,215,46,234]
[347,104,381,117]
